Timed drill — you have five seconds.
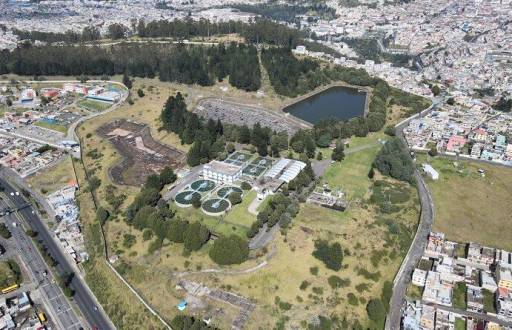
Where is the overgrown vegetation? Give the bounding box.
[373,137,414,183]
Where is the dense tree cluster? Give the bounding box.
[161,93,293,165]
[230,3,336,25]
[312,239,344,271]
[12,26,101,44]
[0,42,260,91]
[121,168,212,253]
[171,315,218,330]
[493,95,512,112]
[209,235,249,265]
[248,194,300,238]
[372,137,414,183]
[261,47,328,97]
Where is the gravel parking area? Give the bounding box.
[195,98,308,136]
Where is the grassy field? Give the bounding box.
[187,177,419,329]
[417,155,512,250]
[77,99,112,111]
[71,76,424,329]
[223,190,257,228]
[72,156,167,330]
[27,156,75,195]
[0,260,22,289]
[34,120,68,134]
[322,133,386,200]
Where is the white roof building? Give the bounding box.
[203,160,243,184]
[422,163,439,180]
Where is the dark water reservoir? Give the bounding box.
[283,86,367,124]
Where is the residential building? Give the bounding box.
[467,286,484,313]
[497,266,512,290]
[412,268,428,287]
[481,271,498,292]
[467,242,495,267]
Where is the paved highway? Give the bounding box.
[0,177,114,330]
[385,97,443,330]
[0,197,82,330]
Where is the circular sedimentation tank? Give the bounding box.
[190,179,216,192]
[202,198,230,216]
[217,186,243,198]
[174,191,201,207]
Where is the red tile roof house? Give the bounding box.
[446,135,467,154]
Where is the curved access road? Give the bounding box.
[385,97,443,330]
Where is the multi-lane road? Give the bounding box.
[0,177,114,330]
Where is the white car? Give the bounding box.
[10,192,14,196]
[15,192,19,196]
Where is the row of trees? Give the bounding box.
[0,42,260,91]
[13,17,305,48]
[248,194,300,238]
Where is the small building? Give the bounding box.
[422,163,439,180]
[467,286,484,313]
[420,304,435,329]
[293,45,307,55]
[496,250,512,269]
[86,91,120,103]
[412,268,428,287]
[497,266,512,290]
[20,88,36,103]
[446,135,466,153]
[496,287,512,319]
[203,160,243,184]
[481,271,498,292]
[467,242,495,267]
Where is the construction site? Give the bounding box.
[96,119,185,186]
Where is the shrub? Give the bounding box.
[228,192,242,206]
[209,235,249,265]
[328,275,350,289]
[366,299,386,323]
[240,181,252,190]
[0,223,12,239]
[96,207,109,225]
[309,266,319,276]
[312,240,343,271]
[142,229,153,241]
[122,234,136,248]
[347,293,359,306]
[299,280,310,290]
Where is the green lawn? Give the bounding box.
[0,260,22,289]
[483,289,496,313]
[455,318,466,330]
[224,190,257,228]
[453,282,467,310]
[34,120,68,134]
[77,99,112,111]
[406,283,423,300]
[322,143,382,200]
[173,204,248,238]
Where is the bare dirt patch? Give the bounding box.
[96,119,185,186]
